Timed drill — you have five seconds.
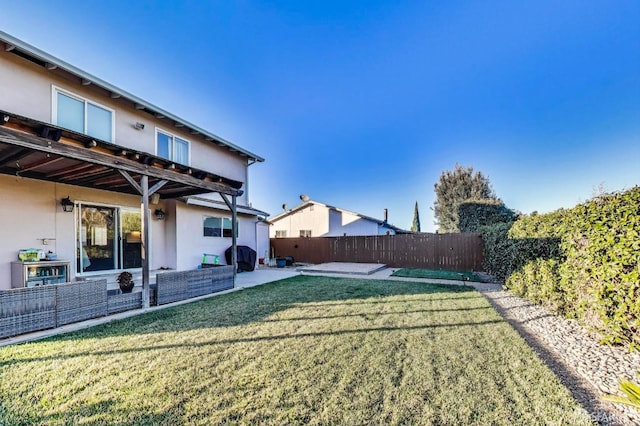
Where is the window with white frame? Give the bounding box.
[203,216,237,238]
[299,230,312,237]
[275,230,287,238]
[52,87,114,142]
[157,129,190,165]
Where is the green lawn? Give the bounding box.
[391,268,487,282]
[0,276,591,425]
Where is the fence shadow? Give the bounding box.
[28,275,482,342]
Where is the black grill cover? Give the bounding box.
[225,245,257,272]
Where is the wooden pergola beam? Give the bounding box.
[0,127,242,196]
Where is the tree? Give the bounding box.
[433,164,496,233]
[411,201,421,232]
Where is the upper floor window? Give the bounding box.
[300,230,312,237]
[157,129,190,165]
[52,86,114,142]
[275,230,287,238]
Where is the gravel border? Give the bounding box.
[480,289,640,426]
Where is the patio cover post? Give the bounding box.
[141,175,150,308]
[221,194,238,284]
[232,194,237,283]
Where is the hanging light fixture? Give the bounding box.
[154,209,166,220]
[60,196,74,213]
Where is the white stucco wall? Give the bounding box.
[0,50,248,196]
[327,209,342,236]
[0,174,170,289]
[0,176,59,288]
[0,46,266,287]
[0,50,51,121]
[326,210,379,236]
[269,203,394,238]
[173,203,261,271]
[0,174,263,289]
[269,203,330,238]
[256,221,271,262]
[378,224,397,236]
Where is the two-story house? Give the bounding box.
[269,197,408,238]
[0,31,269,298]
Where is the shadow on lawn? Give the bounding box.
[25,276,484,342]
[10,398,182,425]
[0,318,504,367]
[259,305,494,323]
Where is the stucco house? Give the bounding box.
[0,31,269,301]
[269,197,408,238]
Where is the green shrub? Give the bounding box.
[458,199,518,233]
[506,259,564,312]
[479,222,513,280]
[482,186,640,351]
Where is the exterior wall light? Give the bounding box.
[134,122,145,130]
[154,209,166,220]
[60,196,74,213]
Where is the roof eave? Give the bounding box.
[0,30,265,163]
[184,196,269,217]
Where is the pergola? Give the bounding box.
[0,110,243,308]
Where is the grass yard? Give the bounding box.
[391,268,487,282]
[0,276,591,425]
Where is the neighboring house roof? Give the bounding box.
[184,196,270,218]
[0,30,264,164]
[269,200,409,233]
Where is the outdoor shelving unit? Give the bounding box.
[10,260,70,288]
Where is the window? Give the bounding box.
[157,129,190,165]
[300,230,312,237]
[52,87,114,142]
[204,216,237,238]
[275,230,287,238]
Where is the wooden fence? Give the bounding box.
[270,233,484,272]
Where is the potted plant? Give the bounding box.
[116,271,135,293]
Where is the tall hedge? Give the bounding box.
[481,187,640,351]
[458,199,518,233]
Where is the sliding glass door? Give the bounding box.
[76,204,142,273]
[121,209,142,269]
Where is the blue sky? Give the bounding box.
[2,1,639,231]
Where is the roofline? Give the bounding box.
[269,199,408,232]
[184,196,270,217]
[0,30,265,163]
[268,200,314,222]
